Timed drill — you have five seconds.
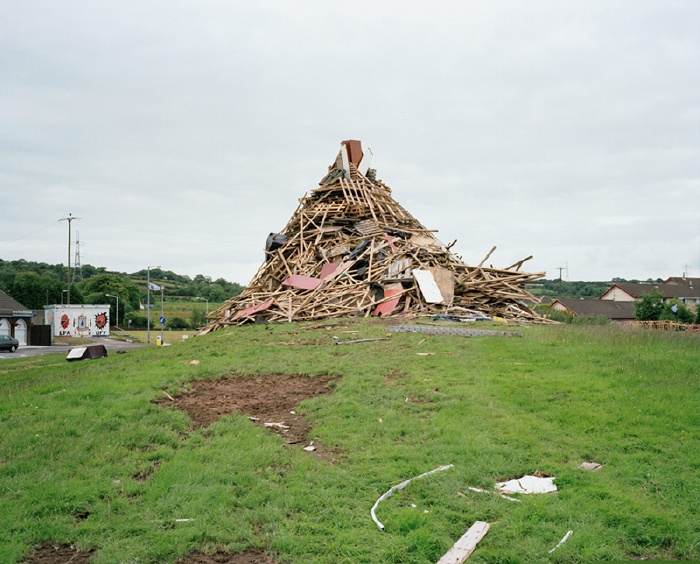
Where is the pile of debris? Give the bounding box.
[200,140,547,333]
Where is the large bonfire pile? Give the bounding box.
[200,140,547,333]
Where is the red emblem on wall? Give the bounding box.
[95,312,108,329]
[60,314,70,329]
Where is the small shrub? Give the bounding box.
[547,310,575,323]
[167,317,189,330]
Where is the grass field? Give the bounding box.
[1,320,698,562]
[112,329,195,345]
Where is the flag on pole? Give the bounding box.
[148,282,161,291]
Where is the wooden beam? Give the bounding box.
[436,521,490,564]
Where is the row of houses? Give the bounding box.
[548,276,700,323]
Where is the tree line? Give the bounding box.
[526,277,664,299]
[0,258,244,328]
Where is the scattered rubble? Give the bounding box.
[201,140,549,333]
[388,325,523,338]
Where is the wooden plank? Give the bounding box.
[436,521,490,564]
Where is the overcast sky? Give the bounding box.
[2,1,699,285]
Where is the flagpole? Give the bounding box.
[147,265,160,344]
[160,286,164,345]
[147,269,151,344]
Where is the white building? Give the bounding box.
[44,304,110,338]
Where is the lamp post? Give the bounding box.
[61,289,68,305]
[105,294,119,329]
[147,265,161,344]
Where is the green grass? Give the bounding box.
[155,300,224,322]
[1,320,699,562]
[112,329,193,345]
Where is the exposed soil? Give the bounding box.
[177,549,279,563]
[22,543,94,563]
[159,374,340,461]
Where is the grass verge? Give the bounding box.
[1,320,698,562]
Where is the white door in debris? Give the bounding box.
[14,319,27,345]
[0,318,10,337]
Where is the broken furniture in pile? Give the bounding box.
[201,140,548,333]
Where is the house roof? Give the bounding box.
[552,298,637,320]
[599,283,656,299]
[600,279,700,300]
[662,277,700,298]
[0,290,34,318]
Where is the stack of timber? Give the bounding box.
[200,140,549,333]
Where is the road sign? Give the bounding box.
[160,317,166,324]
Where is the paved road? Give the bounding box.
[0,339,143,360]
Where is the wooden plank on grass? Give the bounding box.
[436,521,490,564]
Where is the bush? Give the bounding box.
[572,315,610,325]
[659,301,695,324]
[167,317,189,330]
[635,291,664,321]
[126,314,148,329]
[547,309,575,323]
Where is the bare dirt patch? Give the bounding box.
[22,543,94,563]
[159,374,340,460]
[177,549,279,564]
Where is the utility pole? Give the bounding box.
[556,266,565,295]
[59,214,80,304]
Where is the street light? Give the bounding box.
[194,296,209,314]
[105,294,119,329]
[147,265,161,344]
[61,289,68,305]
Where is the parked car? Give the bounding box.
[0,334,19,352]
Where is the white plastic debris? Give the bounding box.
[548,530,573,553]
[263,422,290,430]
[495,475,557,495]
[371,464,454,531]
[467,486,521,503]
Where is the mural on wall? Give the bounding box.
[95,312,108,331]
[46,305,110,337]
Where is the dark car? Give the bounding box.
[0,334,20,352]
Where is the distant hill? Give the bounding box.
[0,258,244,309]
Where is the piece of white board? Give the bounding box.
[436,521,490,564]
[413,269,445,304]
